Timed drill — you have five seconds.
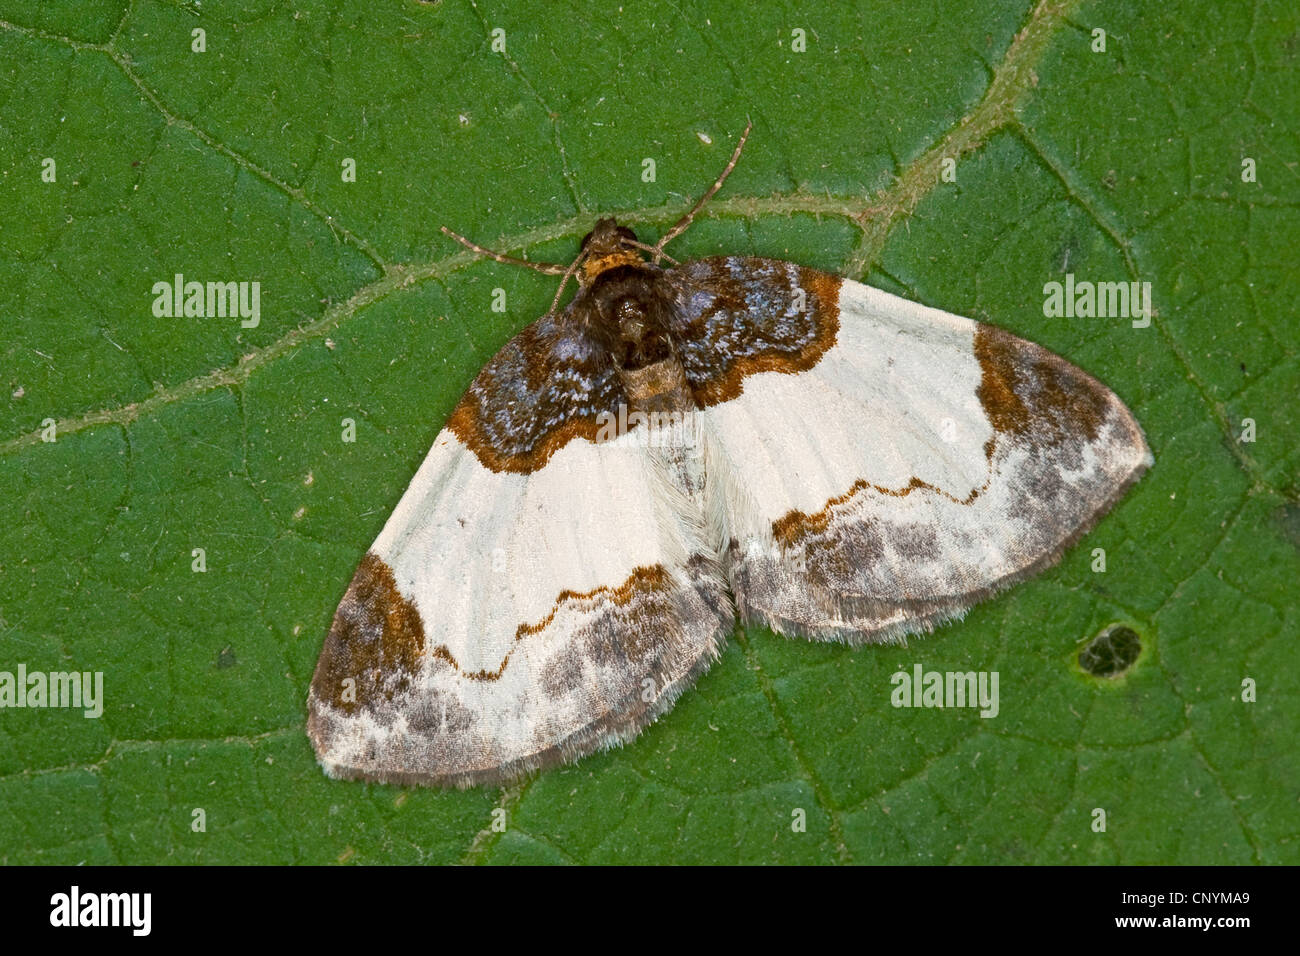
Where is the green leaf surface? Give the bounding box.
[1,0,1296,864]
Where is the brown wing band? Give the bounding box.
[689,268,843,407]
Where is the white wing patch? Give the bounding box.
[706,278,1152,643]
[703,281,994,541]
[308,427,731,788]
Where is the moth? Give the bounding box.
[308,124,1152,787]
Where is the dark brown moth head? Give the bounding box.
[577,218,675,371]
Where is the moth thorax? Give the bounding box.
[616,297,649,343]
[604,289,673,370]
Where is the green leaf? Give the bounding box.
[1,0,1296,864]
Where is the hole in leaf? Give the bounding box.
[1079,625,1141,678]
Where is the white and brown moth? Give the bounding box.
[308,125,1152,787]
